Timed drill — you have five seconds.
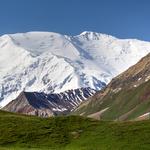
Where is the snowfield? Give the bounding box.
[0,31,150,107]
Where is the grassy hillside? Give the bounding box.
[74,78,150,121]
[1,110,150,149]
[74,53,150,121]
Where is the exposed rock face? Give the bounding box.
[3,87,96,117]
[74,53,150,121]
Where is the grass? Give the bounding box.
[1,110,150,149]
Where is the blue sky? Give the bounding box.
[0,0,150,40]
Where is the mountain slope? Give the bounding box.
[1,31,150,106]
[3,88,95,117]
[1,110,150,150]
[74,53,150,120]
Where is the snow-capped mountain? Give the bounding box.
[1,31,150,107]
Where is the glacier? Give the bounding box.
[0,31,150,107]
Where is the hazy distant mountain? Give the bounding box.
[1,31,150,107]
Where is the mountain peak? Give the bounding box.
[78,31,116,40]
[1,31,150,107]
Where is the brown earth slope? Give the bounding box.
[74,53,150,121]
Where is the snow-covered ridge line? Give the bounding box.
[0,31,150,107]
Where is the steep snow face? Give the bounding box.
[0,31,150,107]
